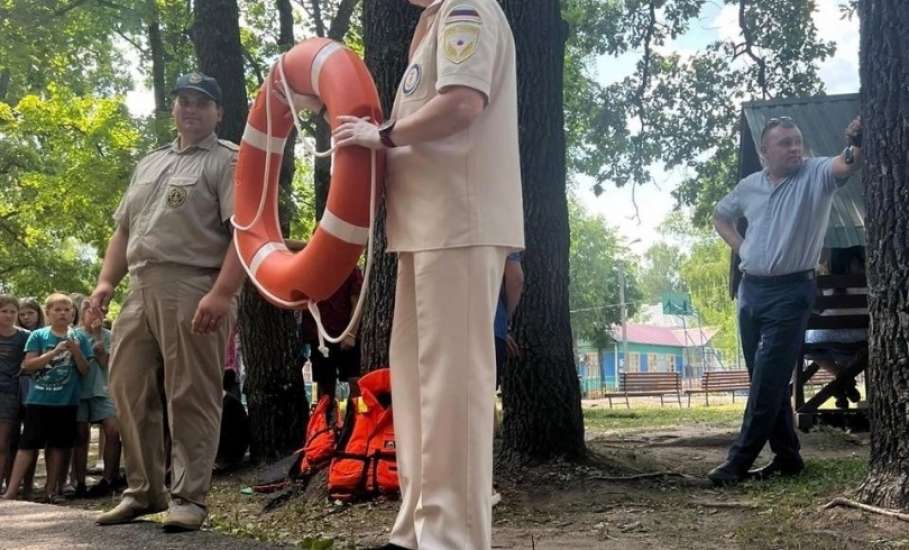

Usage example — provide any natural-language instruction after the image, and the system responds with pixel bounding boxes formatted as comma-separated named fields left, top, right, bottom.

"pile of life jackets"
left=288, top=367, right=398, bottom=501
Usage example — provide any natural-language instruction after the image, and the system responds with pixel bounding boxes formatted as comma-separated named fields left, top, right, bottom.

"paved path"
left=0, top=500, right=289, bottom=549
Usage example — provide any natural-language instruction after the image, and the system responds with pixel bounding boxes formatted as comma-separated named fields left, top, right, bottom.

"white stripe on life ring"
left=311, top=41, right=343, bottom=97
left=249, top=241, right=288, bottom=277
left=320, top=209, right=369, bottom=245
left=242, top=124, right=287, bottom=155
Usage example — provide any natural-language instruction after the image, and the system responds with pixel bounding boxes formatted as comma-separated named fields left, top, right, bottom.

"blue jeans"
left=727, top=274, right=816, bottom=468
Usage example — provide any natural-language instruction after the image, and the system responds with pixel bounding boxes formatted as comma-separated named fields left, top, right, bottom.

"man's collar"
left=171, top=132, right=218, bottom=153
left=424, top=0, right=444, bottom=16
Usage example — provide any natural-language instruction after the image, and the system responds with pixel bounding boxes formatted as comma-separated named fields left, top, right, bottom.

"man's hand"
left=90, top=281, right=114, bottom=317
left=192, top=290, right=232, bottom=334
left=846, top=116, right=863, bottom=147
left=333, top=116, right=382, bottom=150
left=340, top=333, right=356, bottom=351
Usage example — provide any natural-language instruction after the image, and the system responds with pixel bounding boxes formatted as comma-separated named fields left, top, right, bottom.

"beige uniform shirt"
left=385, top=0, right=524, bottom=253
left=114, top=132, right=237, bottom=272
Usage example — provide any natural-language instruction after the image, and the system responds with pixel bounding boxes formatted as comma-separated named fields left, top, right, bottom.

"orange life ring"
left=234, top=38, right=384, bottom=307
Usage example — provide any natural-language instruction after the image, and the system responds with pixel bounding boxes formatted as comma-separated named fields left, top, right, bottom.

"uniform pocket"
left=164, top=175, right=198, bottom=209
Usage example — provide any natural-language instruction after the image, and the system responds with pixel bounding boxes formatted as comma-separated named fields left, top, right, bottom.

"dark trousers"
left=727, top=274, right=816, bottom=468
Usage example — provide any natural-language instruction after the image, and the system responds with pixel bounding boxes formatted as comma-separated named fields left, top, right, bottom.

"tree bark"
left=192, top=0, right=307, bottom=462
left=359, top=0, right=420, bottom=371
left=237, top=281, right=309, bottom=463
left=498, top=0, right=586, bottom=462
left=857, top=0, right=909, bottom=509
left=190, top=0, right=248, bottom=143
left=146, top=0, right=169, bottom=145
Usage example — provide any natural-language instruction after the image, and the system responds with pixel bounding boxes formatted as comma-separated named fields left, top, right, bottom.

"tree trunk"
left=192, top=0, right=307, bottom=462
left=856, top=0, right=909, bottom=509
left=359, top=0, right=420, bottom=371
left=190, top=0, right=248, bottom=143
left=238, top=282, right=308, bottom=463
left=146, top=0, right=169, bottom=145
left=276, top=0, right=298, bottom=233
left=498, top=0, right=586, bottom=462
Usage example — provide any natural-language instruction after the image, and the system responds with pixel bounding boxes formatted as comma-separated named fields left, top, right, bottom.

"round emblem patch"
left=402, top=64, right=422, bottom=96
left=166, top=186, right=187, bottom=208
left=189, top=72, right=203, bottom=84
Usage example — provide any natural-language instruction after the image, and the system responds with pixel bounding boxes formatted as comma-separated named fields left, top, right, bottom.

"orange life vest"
left=292, top=393, right=342, bottom=478
left=328, top=368, right=398, bottom=500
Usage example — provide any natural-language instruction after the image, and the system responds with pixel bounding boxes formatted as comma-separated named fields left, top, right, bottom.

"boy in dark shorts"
left=2, top=293, right=92, bottom=502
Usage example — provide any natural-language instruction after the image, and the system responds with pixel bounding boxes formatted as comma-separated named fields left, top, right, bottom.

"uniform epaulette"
left=218, top=139, right=240, bottom=151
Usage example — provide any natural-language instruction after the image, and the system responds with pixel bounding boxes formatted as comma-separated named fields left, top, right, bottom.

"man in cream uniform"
left=333, top=0, right=523, bottom=548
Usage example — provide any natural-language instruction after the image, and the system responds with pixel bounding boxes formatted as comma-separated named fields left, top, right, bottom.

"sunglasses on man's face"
left=760, top=115, right=795, bottom=141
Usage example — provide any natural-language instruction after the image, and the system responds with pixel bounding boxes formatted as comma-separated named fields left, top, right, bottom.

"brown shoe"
left=96, top=496, right=167, bottom=525
left=162, top=497, right=207, bottom=532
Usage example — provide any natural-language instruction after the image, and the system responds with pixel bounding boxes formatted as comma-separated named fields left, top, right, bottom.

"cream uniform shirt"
left=114, top=132, right=237, bottom=272
left=385, top=0, right=524, bottom=253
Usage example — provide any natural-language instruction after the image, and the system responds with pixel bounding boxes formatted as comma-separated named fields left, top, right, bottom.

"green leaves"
left=0, top=88, right=140, bottom=295
left=568, top=194, right=641, bottom=348
left=563, top=0, right=836, bottom=220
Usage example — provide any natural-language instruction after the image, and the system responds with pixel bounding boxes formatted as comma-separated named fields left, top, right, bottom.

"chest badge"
left=166, top=186, right=187, bottom=208
left=402, top=64, right=422, bottom=96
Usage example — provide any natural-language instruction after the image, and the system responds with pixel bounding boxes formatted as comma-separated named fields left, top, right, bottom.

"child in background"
left=17, top=299, right=44, bottom=332
left=72, top=299, right=121, bottom=497
left=2, top=293, right=92, bottom=503
left=0, top=296, right=29, bottom=493
left=14, top=298, right=43, bottom=498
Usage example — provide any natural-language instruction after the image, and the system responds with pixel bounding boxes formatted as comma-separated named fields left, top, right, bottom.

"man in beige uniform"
left=333, top=1, right=523, bottom=548
left=90, top=73, right=246, bottom=532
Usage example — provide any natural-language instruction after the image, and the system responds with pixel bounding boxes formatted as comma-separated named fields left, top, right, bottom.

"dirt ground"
left=60, top=403, right=909, bottom=549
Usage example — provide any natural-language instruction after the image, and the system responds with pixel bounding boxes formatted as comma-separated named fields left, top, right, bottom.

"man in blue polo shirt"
left=708, top=115, right=863, bottom=485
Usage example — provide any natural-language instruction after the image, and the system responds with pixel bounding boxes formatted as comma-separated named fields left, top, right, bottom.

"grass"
left=734, top=456, right=871, bottom=549
left=583, top=402, right=745, bottom=431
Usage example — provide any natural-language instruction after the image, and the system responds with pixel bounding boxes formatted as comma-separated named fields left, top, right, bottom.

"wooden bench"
left=603, top=372, right=682, bottom=409
left=794, top=273, right=869, bottom=432
left=685, top=370, right=751, bottom=407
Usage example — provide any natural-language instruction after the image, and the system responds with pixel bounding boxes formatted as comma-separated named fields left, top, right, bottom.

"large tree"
left=499, top=0, right=586, bottom=462
left=856, top=0, right=909, bottom=509
left=192, top=0, right=308, bottom=463
left=359, top=0, right=420, bottom=371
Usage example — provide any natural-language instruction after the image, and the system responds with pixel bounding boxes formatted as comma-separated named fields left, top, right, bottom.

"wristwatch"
left=379, top=119, right=397, bottom=148
left=843, top=145, right=855, bottom=165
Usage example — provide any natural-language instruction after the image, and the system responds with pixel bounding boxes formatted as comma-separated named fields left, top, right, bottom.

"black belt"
left=742, top=269, right=815, bottom=284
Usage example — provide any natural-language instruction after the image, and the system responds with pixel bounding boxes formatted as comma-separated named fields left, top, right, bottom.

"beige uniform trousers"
left=389, top=246, right=508, bottom=550
left=109, top=264, right=234, bottom=508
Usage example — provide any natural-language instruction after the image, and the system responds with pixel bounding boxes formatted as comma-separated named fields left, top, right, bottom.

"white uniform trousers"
left=389, top=246, right=509, bottom=550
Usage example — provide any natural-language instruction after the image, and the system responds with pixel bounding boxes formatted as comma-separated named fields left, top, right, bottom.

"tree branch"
left=114, top=29, right=147, bottom=56
left=53, top=0, right=91, bottom=16
left=822, top=497, right=909, bottom=522
left=243, top=46, right=265, bottom=86
left=737, top=0, right=769, bottom=99
left=309, top=0, right=326, bottom=38
left=327, top=0, right=359, bottom=41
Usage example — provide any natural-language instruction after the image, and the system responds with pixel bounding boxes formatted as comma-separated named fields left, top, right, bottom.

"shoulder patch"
left=217, top=139, right=240, bottom=151
left=442, top=22, right=481, bottom=64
